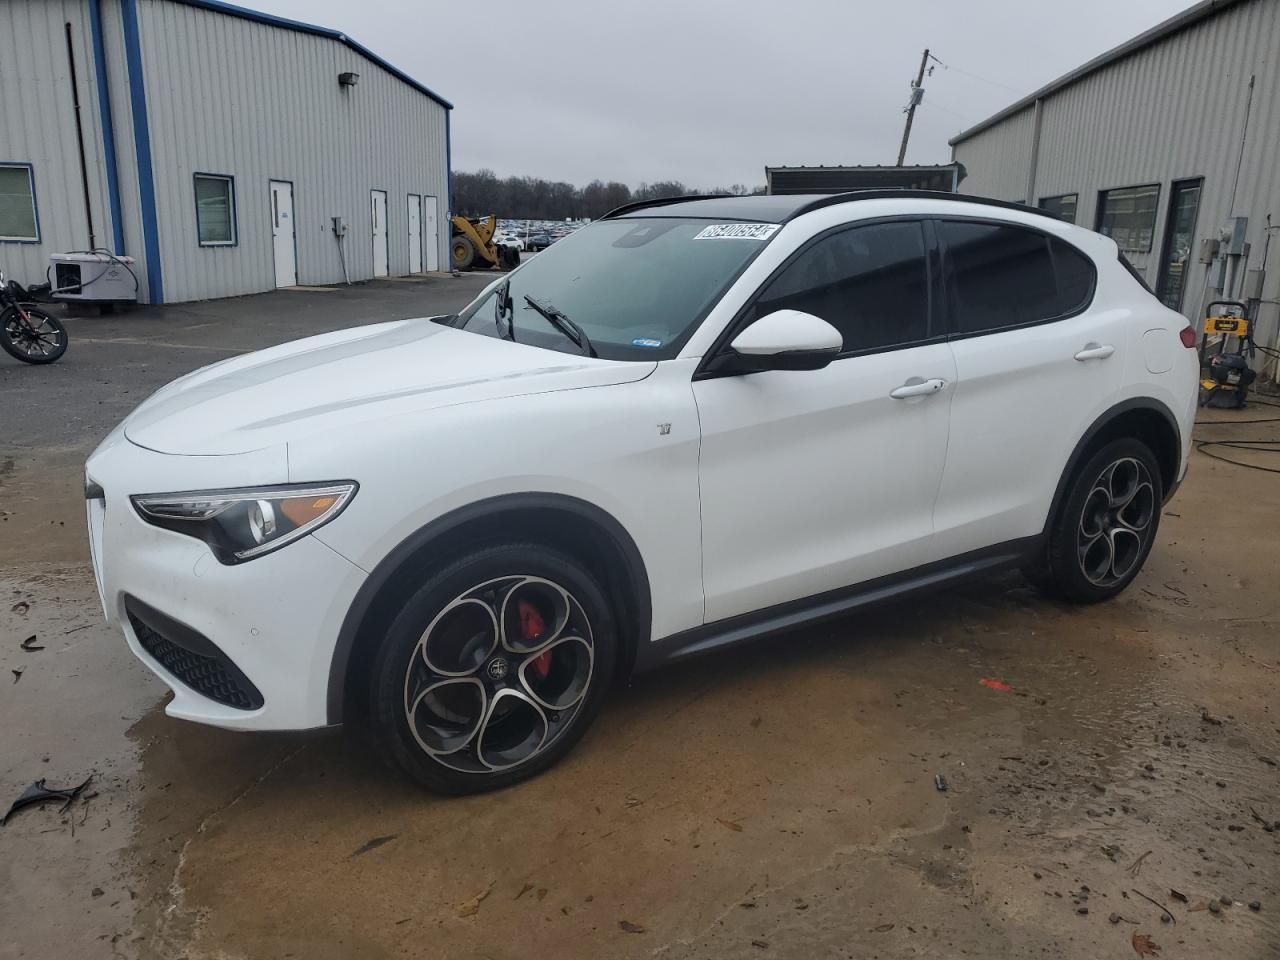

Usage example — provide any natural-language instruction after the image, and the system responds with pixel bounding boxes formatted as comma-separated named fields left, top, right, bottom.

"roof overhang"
left=765, top=163, right=965, bottom=195
left=167, top=0, right=453, bottom=110
left=950, top=0, right=1244, bottom=145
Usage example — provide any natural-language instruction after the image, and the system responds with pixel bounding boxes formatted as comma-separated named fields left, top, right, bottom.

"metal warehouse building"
left=950, top=0, right=1280, bottom=377
left=1, top=0, right=451, bottom=304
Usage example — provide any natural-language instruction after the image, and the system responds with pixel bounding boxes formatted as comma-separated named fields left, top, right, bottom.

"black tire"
left=451, top=234, right=476, bottom=271
left=1039, top=437, right=1163, bottom=604
left=1, top=306, right=67, bottom=364
left=368, top=542, right=617, bottom=794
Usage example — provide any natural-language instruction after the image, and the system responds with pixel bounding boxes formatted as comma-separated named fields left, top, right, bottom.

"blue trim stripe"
left=88, top=0, right=125, bottom=255
left=167, top=0, right=453, bottom=110
left=120, top=0, right=163, bottom=303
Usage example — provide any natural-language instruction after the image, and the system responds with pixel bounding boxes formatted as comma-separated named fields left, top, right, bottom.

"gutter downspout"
left=1025, top=98, right=1043, bottom=206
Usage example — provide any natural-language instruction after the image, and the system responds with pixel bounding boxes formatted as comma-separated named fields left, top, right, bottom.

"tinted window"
left=1039, top=193, right=1077, bottom=223
left=940, top=221, right=1093, bottom=334
left=1096, top=184, right=1159, bottom=253
left=1051, top=237, right=1094, bottom=312
left=751, top=221, right=929, bottom=353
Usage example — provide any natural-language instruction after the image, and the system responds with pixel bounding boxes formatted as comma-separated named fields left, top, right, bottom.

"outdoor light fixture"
left=338, top=71, right=359, bottom=87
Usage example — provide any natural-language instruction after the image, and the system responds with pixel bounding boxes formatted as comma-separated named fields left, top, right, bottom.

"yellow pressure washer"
left=1199, top=300, right=1256, bottom=409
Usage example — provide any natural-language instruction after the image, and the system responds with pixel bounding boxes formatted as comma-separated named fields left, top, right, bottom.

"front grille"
left=126, top=598, right=263, bottom=710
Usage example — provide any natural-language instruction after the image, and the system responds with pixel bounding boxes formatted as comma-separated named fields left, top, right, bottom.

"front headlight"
left=131, top=482, right=357, bottom=563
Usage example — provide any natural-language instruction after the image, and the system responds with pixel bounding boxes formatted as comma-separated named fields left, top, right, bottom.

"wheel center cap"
left=485, top=657, right=509, bottom=681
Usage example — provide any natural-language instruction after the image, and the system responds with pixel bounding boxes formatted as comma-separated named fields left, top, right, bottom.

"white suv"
left=86, top=193, right=1198, bottom=793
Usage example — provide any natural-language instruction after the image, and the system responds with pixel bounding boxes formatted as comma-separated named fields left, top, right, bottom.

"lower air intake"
left=125, top=596, right=264, bottom=710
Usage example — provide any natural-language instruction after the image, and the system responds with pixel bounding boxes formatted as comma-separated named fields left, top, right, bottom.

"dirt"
left=2, top=287, right=1278, bottom=958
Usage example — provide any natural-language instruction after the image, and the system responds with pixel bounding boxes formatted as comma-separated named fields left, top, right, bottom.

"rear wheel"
left=1039, top=438, right=1163, bottom=603
left=369, top=542, right=616, bottom=793
left=1, top=306, right=67, bottom=364
left=451, top=234, right=476, bottom=271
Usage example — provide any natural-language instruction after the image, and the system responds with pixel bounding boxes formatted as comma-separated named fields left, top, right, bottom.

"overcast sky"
left=249, top=0, right=1193, bottom=189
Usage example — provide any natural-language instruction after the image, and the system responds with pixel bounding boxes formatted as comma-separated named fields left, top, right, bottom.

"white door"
left=371, top=190, right=389, bottom=277
left=407, top=194, right=422, bottom=274
left=930, top=219, right=1129, bottom=557
left=269, top=180, right=296, bottom=288
left=423, top=195, right=440, bottom=271
left=694, top=220, right=955, bottom=622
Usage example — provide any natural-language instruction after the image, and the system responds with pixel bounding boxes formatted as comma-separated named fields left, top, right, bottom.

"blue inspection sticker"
left=632, top=338, right=663, bottom=348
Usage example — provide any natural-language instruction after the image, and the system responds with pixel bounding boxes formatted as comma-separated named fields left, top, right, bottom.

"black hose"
left=1195, top=438, right=1280, bottom=474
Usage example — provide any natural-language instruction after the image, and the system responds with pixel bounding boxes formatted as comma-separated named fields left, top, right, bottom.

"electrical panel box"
left=1225, top=217, right=1248, bottom=256
left=1199, top=237, right=1219, bottom=264
left=49, top=253, right=137, bottom=302
left=1209, top=256, right=1227, bottom=291
left=1243, top=268, right=1265, bottom=300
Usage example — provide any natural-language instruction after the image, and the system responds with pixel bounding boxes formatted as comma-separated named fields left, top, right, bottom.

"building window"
left=1039, top=193, right=1078, bottom=224
left=0, top=163, right=39, bottom=242
left=1095, top=184, right=1160, bottom=253
left=194, top=173, right=236, bottom=246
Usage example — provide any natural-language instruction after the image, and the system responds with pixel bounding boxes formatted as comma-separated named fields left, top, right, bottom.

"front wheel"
left=1039, top=438, right=1163, bottom=603
left=1, top=306, right=67, bottom=364
left=369, top=543, right=616, bottom=793
left=451, top=234, right=476, bottom=271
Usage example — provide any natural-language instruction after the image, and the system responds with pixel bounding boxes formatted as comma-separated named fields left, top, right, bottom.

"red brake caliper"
left=519, top=600, right=553, bottom=678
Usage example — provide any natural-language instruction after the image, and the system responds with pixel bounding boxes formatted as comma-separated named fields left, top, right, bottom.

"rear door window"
left=939, top=220, right=1094, bottom=335
left=749, top=220, right=931, bottom=354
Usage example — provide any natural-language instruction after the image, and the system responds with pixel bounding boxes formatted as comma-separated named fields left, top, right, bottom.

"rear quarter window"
left=939, top=220, right=1096, bottom=335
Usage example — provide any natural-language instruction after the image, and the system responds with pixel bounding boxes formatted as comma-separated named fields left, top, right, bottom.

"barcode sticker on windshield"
left=693, top=223, right=780, bottom=241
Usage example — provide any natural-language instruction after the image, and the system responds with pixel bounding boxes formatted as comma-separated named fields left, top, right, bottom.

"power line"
left=929, top=54, right=1023, bottom=95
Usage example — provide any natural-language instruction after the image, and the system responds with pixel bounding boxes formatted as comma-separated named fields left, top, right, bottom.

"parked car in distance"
left=526, top=234, right=553, bottom=251
left=87, top=192, right=1197, bottom=795
left=493, top=233, right=525, bottom=251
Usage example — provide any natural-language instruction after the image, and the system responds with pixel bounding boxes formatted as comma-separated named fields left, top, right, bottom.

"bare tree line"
left=452, top=170, right=766, bottom=222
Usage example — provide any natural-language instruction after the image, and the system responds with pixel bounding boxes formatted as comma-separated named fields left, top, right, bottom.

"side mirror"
left=720, top=309, right=843, bottom=373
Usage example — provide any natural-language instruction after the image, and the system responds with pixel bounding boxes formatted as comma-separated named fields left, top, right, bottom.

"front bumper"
left=86, top=430, right=367, bottom=730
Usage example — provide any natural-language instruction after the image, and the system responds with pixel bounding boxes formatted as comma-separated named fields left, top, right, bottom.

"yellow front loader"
left=450, top=215, right=517, bottom=271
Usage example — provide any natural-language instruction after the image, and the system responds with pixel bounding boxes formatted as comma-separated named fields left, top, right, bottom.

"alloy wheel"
left=1076, top=457, right=1155, bottom=587
left=402, top=575, right=595, bottom=774
left=4, top=315, right=64, bottom=360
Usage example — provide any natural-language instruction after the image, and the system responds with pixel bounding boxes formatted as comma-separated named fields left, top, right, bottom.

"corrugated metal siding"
left=136, top=0, right=449, bottom=302
left=953, top=0, right=1280, bottom=369
left=0, top=0, right=116, bottom=283
left=951, top=106, right=1037, bottom=202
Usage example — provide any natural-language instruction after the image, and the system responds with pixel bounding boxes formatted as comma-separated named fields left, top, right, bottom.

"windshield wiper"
left=494, top=280, right=516, bottom=341
left=523, top=295, right=596, bottom=357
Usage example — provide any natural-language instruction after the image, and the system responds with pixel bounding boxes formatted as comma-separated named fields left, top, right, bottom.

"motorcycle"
left=0, top=270, right=67, bottom=364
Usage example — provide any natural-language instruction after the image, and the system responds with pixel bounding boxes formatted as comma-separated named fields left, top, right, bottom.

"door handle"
left=890, top=377, right=947, bottom=399
left=1074, top=342, right=1115, bottom=361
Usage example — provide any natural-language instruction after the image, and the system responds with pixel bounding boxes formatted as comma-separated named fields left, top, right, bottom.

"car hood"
left=124, top=320, right=656, bottom=455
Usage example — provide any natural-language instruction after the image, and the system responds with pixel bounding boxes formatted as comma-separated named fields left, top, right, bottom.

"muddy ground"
left=2, top=277, right=1278, bottom=959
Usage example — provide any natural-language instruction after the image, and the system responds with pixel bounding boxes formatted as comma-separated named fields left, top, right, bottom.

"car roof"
left=603, top=190, right=1058, bottom=224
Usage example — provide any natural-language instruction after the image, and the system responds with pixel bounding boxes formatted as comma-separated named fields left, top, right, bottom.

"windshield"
left=451, top=217, right=779, bottom=360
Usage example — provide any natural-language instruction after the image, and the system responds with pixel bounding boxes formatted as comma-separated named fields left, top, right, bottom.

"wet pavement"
left=2, top=280, right=1278, bottom=958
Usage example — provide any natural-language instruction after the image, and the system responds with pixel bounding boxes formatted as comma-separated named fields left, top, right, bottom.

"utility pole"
left=897, top=47, right=930, bottom=166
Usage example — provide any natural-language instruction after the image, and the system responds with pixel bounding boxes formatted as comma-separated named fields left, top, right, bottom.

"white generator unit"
left=50, top=252, right=138, bottom=303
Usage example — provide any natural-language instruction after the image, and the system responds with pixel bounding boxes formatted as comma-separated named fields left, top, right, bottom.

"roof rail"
left=784, top=190, right=1057, bottom=222
left=600, top=194, right=733, bottom=220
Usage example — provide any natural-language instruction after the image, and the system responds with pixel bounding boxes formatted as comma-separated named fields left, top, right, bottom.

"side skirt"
left=638, top=536, right=1042, bottom=671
